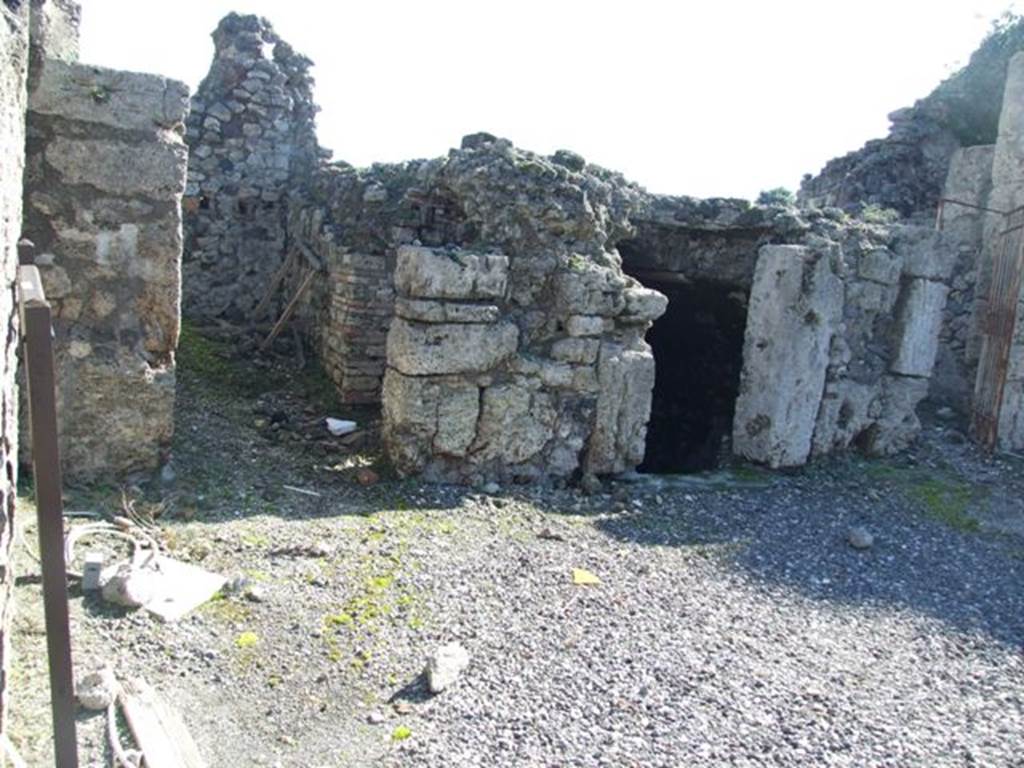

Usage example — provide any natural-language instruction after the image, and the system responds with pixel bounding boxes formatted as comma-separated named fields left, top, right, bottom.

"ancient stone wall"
left=182, top=13, right=320, bottom=322
left=908, top=52, right=1024, bottom=450
left=377, top=137, right=666, bottom=483
left=981, top=52, right=1024, bottom=450
left=0, top=0, right=31, bottom=732
left=286, top=160, right=427, bottom=404
left=619, top=196, right=810, bottom=289
left=732, top=215, right=955, bottom=468
left=21, top=59, right=189, bottom=482
left=930, top=146, right=996, bottom=410
left=181, top=11, right=967, bottom=481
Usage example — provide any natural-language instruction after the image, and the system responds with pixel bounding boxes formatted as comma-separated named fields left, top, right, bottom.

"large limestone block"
left=585, top=342, right=656, bottom=475
left=386, top=317, right=518, bottom=376
left=864, top=376, right=930, bottom=455
left=897, top=227, right=957, bottom=282
left=382, top=371, right=436, bottom=475
left=997, top=379, right=1024, bottom=452
left=394, top=245, right=508, bottom=300
left=395, top=297, right=499, bottom=324
left=30, top=61, right=189, bottom=131
left=990, top=52, right=1024, bottom=209
left=552, top=264, right=628, bottom=317
left=733, top=245, right=842, bottom=468
left=941, top=145, right=995, bottom=247
left=435, top=384, right=481, bottom=456
left=52, top=351, right=175, bottom=482
left=471, top=384, right=556, bottom=464
left=46, top=136, right=188, bottom=197
left=382, top=372, right=481, bottom=474
left=891, top=278, right=949, bottom=377
left=621, top=285, right=669, bottom=322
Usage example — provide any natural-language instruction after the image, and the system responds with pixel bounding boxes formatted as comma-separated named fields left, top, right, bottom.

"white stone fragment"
left=425, top=642, right=470, bottom=694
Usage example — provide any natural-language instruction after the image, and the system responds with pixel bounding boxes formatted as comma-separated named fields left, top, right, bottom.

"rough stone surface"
left=931, top=145, right=996, bottom=409
left=387, top=316, right=519, bottom=376
left=425, top=642, right=470, bottom=694
left=0, top=0, right=31, bottom=732
left=20, top=60, right=189, bottom=481
left=892, top=279, right=950, bottom=377
left=733, top=246, right=842, bottom=468
left=27, top=0, right=79, bottom=88
left=365, top=140, right=665, bottom=484
left=182, top=13, right=321, bottom=322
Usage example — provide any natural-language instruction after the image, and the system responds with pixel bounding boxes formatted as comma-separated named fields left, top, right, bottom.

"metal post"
left=17, top=265, right=78, bottom=768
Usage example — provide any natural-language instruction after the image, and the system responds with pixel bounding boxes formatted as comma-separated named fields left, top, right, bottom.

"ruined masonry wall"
left=183, top=13, right=319, bottom=322
left=734, top=218, right=955, bottom=468
left=931, top=145, right=996, bottom=410
left=924, top=52, right=1024, bottom=450
left=376, top=137, right=666, bottom=484
left=0, top=0, right=31, bottom=732
left=21, top=59, right=189, bottom=482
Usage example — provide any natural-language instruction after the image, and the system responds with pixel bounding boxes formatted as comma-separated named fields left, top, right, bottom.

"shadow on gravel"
left=592, top=468, right=1024, bottom=650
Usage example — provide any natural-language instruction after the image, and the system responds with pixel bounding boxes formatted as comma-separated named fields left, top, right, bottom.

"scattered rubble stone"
left=75, top=666, right=116, bottom=711
left=847, top=526, right=875, bottom=550
left=425, top=642, right=471, bottom=694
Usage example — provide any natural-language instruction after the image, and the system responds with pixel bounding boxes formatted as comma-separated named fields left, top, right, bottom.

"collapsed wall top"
left=800, top=17, right=1024, bottom=217
left=182, top=13, right=322, bottom=321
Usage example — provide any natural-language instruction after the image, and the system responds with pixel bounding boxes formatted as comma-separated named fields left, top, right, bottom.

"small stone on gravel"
left=76, top=666, right=116, bottom=711
left=355, top=467, right=379, bottom=486
left=425, top=641, right=471, bottom=694
left=580, top=473, right=602, bottom=495
left=245, top=586, right=267, bottom=603
left=847, top=526, right=875, bottom=550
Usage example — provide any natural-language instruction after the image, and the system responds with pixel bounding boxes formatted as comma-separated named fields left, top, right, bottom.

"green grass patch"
left=178, top=320, right=284, bottom=398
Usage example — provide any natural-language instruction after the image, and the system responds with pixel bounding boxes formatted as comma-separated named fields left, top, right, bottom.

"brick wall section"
left=0, top=0, right=30, bottom=732
left=318, top=250, right=393, bottom=403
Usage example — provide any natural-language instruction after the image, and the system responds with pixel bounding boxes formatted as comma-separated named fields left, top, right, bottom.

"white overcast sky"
left=79, top=0, right=1019, bottom=200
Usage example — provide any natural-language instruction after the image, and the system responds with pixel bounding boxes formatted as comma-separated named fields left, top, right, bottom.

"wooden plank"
left=260, top=269, right=316, bottom=351
left=296, top=239, right=323, bottom=270
left=249, top=247, right=297, bottom=323
left=120, top=677, right=206, bottom=768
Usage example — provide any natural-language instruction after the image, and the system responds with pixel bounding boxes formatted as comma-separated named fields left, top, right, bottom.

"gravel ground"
left=8, top=330, right=1024, bottom=767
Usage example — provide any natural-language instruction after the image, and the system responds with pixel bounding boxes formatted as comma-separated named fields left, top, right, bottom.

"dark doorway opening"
left=635, top=277, right=748, bottom=473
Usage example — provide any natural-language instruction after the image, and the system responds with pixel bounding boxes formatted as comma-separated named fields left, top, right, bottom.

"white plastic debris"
left=325, top=418, right=357, bottom=436
left=81, top=551, right=105, bottom=592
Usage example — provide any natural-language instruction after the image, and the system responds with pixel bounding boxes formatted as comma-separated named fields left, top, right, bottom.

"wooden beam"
left=249, top=248, right=297, bottom=323
left=18, top=265, right=79, bottom=768
left=119, top=677, right=206, bottom=768
left=260, top=269, right=316, bottom=352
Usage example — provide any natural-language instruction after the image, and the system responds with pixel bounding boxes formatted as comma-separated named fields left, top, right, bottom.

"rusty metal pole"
left=17, top=265, right=79, bottom=768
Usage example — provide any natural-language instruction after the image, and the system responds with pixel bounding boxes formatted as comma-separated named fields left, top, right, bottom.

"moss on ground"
left=864, top=460, right=984, bottom=533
